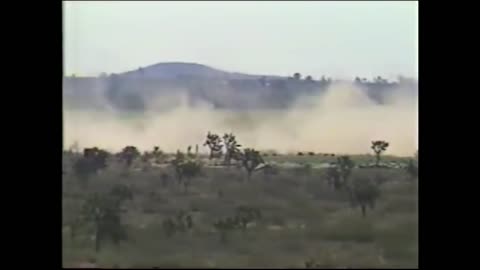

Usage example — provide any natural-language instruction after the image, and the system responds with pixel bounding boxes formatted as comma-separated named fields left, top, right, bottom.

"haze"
left=63, top=1, right=418, bottom=157
left=63, top=1, right=418, bottom=79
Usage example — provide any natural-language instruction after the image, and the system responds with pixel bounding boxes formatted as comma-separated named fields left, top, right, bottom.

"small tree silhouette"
left=337, top=156, right=355, bottom=184
left=180, top=160, right=202, bottom=193
left=171, top=151, right=202, bottom=193
left=371, top=140, right=389, bottom=167
left=240, top=148, right=265, bottom=181
left=351, top=178, right=381, bottom=217
left=120, top=146, right=140, bottom=169
left=222, top=133, right=242, bottom=166
left=293, top=73, right=302, bottom=80
left=203, top=132, right=223, bottom=160
left=81, top=193, right=128, bottom=252
left=72, top=147, right=109, bottom=187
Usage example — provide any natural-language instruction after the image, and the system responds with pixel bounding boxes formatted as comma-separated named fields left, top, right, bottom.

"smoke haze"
left=63, top=82, right=417, bottom=157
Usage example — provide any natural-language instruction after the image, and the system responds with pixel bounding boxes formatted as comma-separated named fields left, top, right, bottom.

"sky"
left=63, top=1, right=418, bottom=80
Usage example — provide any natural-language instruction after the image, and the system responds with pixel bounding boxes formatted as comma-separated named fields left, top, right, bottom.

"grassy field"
left=62, top=154, right=418, bottom=268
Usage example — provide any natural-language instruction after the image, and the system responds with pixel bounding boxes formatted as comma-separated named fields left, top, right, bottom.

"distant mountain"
left=119, top=62, right=280, bottom=80
left=63, top=62, right=417, bottom=111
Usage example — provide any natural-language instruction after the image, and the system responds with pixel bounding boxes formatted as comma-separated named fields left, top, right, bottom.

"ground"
left=62, top=153, right=418, bottom=268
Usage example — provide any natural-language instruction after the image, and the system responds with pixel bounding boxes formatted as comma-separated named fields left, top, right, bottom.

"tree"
left=240, top=148, right=265, bottom=181
left=152, top=146, right=164, bottom=164
left=337, top=156, right=355, bottom=184
left=305, top=75, right=313, bottom=82
left=119, top=146, right=140, bottom=168
left=293, top=73, right=302, bottom=80
left=351, top=178, right=381, bottom=217
left=371, top=141, right=390, bottom=167
left=81, top=193, right=128, bottom=252
left=180, top=160, right=202, bottom=193
left=222, top=133, right=242, bottom=166
left=171, top=151, right=202, bottom=193
left=203, top=132, right=223, bottom=160
left=72, top=147, right=109, bottom=187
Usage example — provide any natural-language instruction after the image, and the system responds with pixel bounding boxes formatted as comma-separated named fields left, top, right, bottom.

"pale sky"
left=63, top=1, right=418, bottom=79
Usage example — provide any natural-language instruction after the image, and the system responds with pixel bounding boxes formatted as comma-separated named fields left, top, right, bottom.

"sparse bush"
left=120, top=146, right=141, bottom=168
left=351, top=177, right=381, bottom=217
left=240, top=148, right=265, bottom=181
left=81, top=193, right=128, bottom=252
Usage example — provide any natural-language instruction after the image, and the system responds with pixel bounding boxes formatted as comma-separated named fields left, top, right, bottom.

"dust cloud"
left=63, top=82, right=417, bottom=157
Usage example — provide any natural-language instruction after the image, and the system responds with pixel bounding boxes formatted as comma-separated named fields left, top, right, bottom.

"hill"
left=63, top=62, right=417, bottom=111
left=119, top=62, right=281, bottom=80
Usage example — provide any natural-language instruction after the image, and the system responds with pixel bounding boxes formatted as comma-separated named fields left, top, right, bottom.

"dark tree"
left=203, top=132, right=223, bottom=160
left=293, top=73, right=302, bottom=80
left=325, top=167, right=342, bottom=190
left=171, top=151, right=202, bottom=193
left=72, top=147, right=109, bottom=187
left=240, top=148, right=265, bottom=181
left=371, top=141, right=390, bottom=167
left=222, top=133, right=242, bottom=166
left=120, top=146, right=140, bottom=168
left=81, top=193, right=128, bottom=252
left=351, top=178, right=381, bottom=217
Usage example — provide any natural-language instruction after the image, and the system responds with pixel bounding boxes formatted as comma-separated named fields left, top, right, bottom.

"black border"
left=5, top=0, right=62, bottom=268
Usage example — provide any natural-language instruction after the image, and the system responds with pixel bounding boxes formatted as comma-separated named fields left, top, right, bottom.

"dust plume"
left=63, top=82, right=417, bottom=156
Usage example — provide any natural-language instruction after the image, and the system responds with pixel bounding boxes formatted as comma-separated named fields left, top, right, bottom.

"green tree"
left=371, top=140, right=389, bottom=167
